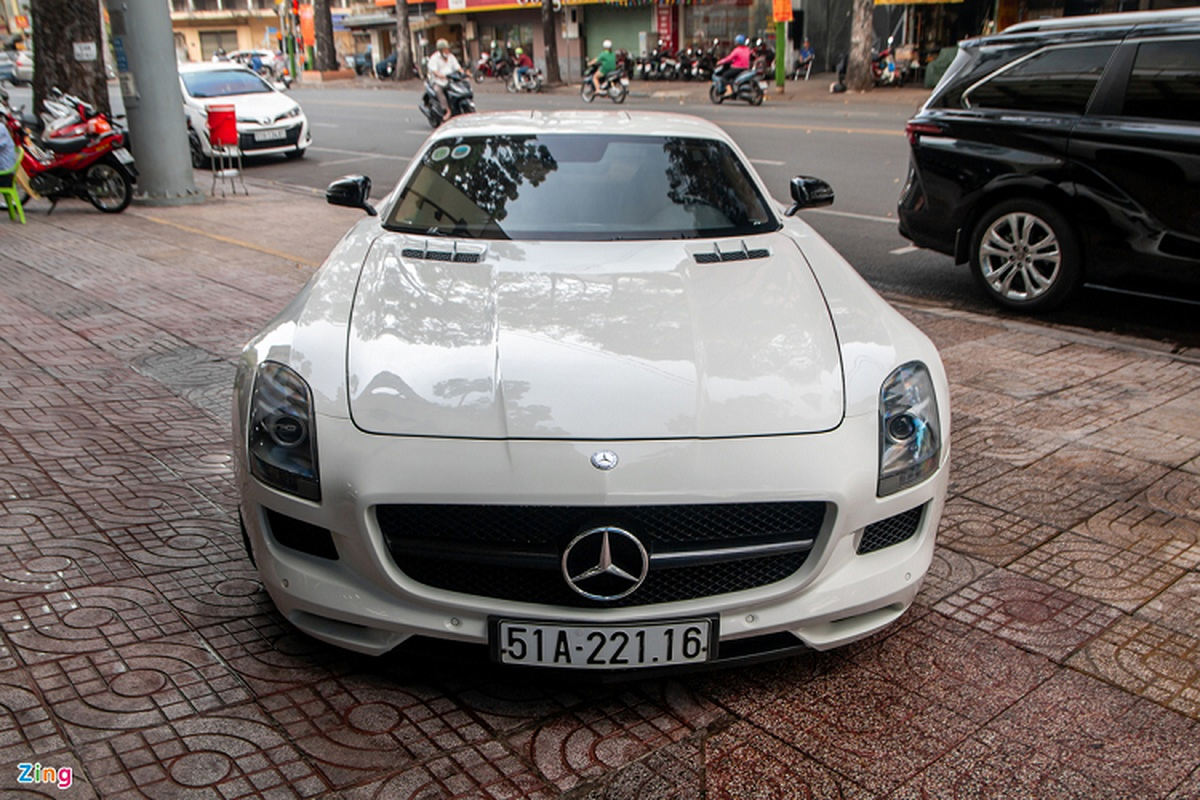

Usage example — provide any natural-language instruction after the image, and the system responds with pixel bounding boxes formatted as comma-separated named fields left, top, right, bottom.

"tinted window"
left=384, top=134, right=779, bottom=242
left=182, top=69, right=274, bottom=97
left=1121, top=40, right=1200, bottom=122
left=964, top=44, right=1115, bottom=114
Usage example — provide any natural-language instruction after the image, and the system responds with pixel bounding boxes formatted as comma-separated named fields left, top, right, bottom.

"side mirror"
left=784, top=176, right=835, bottom=216
left=326, top=175, right=377, bottom=216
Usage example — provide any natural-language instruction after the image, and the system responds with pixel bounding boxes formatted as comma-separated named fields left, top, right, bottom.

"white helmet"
left=602, top=39, right=613, bottom=49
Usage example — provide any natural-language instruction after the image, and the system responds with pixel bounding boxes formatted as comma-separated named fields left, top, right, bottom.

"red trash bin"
left=206, top=104, right=238, bottom=148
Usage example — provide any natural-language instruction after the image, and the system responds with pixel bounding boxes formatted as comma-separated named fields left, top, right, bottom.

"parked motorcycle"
left=709, top=64, right=764, bottom=106
left=581, top=66, right=628, bottom=103
left=507, top=67, right=543, bottom=93
left=420, top=71, right=477, bottom=128
left=1, top=88, right=137, bottom=213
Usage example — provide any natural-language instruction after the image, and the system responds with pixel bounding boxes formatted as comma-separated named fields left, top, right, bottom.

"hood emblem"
left=590, top=450, right=619, bottom=471
left=562, top=527, right=648, bottom=601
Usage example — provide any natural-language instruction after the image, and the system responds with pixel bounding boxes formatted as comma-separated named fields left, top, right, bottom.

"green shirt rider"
left=588, top=40, right=617, bottom=94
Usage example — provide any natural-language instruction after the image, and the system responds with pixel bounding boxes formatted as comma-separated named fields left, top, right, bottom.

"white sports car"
left=234, top=111, right=949, bottom=672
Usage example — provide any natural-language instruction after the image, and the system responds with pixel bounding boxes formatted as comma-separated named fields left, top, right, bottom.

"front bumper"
left=238, top=411, right=948, bottom=665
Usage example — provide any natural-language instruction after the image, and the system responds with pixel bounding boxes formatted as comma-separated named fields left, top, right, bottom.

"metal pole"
left=106, top=0, right=202, bottom=206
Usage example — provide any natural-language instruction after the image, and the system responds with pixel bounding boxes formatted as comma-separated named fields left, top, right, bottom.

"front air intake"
left=858, top=505, right=925, bottom=555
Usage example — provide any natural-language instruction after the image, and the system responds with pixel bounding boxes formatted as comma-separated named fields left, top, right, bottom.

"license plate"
left=620, top=77, right=630, bottom=86
left=113, top=147, right=134, bottom=164
left=494, top=618, right=714, bottom=669
left=254, top=128, right=287, bottom=142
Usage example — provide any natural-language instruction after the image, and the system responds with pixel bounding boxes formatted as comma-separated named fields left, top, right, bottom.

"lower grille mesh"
left=377, top=502, right=827, bottom=608
left=858, top=505, right=925, bottom=554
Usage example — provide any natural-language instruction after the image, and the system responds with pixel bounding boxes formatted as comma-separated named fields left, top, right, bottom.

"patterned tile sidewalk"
left=0, top=187, right=1197, bottom=799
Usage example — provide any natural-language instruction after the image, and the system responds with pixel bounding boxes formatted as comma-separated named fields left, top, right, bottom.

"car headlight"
left=878, top=361, right=941, bottom=496
left=248, top=361, right=321, bottom=501
left=278, top=106, right=301, bottom=120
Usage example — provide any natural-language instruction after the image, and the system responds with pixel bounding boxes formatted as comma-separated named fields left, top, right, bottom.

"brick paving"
left=0, top=180, right=1198, bottom=799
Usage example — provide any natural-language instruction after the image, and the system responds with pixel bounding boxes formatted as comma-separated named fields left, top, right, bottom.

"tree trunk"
left=31, top=0, right=110, bottom=117
left=540, top=0, right=561, bottom=84
left=393, top=0, right=415, bottom=81
left=312, top=0, right=338, bottom=71
left=847, top=0, right=874, bottom=92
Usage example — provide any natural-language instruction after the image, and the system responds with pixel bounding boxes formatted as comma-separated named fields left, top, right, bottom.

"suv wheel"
left=970, top=198, right=1080, bottom=312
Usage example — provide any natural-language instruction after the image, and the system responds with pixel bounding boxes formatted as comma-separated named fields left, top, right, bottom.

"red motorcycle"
left=473, top=51, right=511, bottom=82
left=1, top=90, right=137, bottom=214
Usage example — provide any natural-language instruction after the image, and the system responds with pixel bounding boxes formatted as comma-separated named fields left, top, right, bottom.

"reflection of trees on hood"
left=430, top=136, right=558, bottom=224
left=661, top=137, right=754, bottom=228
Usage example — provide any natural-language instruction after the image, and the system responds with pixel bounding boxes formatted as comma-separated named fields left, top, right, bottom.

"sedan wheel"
left=970, top=198, right=1079, bottom=312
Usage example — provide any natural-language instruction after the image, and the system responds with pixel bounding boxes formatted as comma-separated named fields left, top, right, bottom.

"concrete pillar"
left=106, top=0, right=203, bottom=206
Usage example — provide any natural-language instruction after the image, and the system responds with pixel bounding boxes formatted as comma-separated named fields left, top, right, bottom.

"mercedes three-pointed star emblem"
left=590, top=450, right=619, bottom=471
left=561, top=526, right=648, bottom=601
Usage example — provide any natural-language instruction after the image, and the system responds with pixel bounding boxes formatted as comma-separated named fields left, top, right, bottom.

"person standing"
left=427, top=39, right=463, bottom=121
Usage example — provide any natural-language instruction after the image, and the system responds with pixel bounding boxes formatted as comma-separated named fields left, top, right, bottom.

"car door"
left=1068, top=34, right=1200, bottom=302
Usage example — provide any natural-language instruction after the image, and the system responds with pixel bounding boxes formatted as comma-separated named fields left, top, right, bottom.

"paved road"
left=6, top=78, right=1198, bottom=348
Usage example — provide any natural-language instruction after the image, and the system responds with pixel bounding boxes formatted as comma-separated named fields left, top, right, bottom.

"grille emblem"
left=590, top=450, right=619, bottom=471
left=561, top=527, right=647, bottom=601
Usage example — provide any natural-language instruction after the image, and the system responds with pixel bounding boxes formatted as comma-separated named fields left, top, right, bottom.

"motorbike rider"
left=588, top=39, right=617, bottom=95
left=514, top=47, right=533, bottom=87
left=716, top=35, right=752, bottom=95
left=428, top=39, right=463, bottom=121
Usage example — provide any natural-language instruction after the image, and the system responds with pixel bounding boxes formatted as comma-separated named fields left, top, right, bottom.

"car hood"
left=346, top=234, right=844, bottom=439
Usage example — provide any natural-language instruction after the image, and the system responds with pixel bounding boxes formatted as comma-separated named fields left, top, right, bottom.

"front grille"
left=378, top=502, right=827, bottom=608
left=858, top=505, right=925, bottom=555
left=239, top=125, right=301, bottom=152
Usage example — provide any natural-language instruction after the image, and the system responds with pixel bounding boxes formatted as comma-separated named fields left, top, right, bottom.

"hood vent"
left=400, top=240, right=487, bottom=264
left=692, top=241, right=771, bottom=264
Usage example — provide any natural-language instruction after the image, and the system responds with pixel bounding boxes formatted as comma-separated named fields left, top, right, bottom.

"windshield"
left=182, top=69, right=274, bottom=98
left=384, top=133, right=780, bottom=241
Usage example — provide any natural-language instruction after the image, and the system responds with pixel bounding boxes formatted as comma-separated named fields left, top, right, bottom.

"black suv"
left=897, top=9, right=1200, bottom=311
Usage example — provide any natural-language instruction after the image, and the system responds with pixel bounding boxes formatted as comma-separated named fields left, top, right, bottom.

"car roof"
left=434, top=110, right=732, bottom=141
left=1000, top=7, right=1200, bottom=35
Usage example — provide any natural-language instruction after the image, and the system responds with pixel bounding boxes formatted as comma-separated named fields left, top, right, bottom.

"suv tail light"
left=905, top=121, right=944, bottom=146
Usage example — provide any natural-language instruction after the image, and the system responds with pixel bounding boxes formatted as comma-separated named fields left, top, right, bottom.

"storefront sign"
left=655, top=5, right=677, bottom=52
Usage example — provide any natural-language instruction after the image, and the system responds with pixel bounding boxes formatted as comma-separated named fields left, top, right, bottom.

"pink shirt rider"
left=718, top=44, right=752, bottom=70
